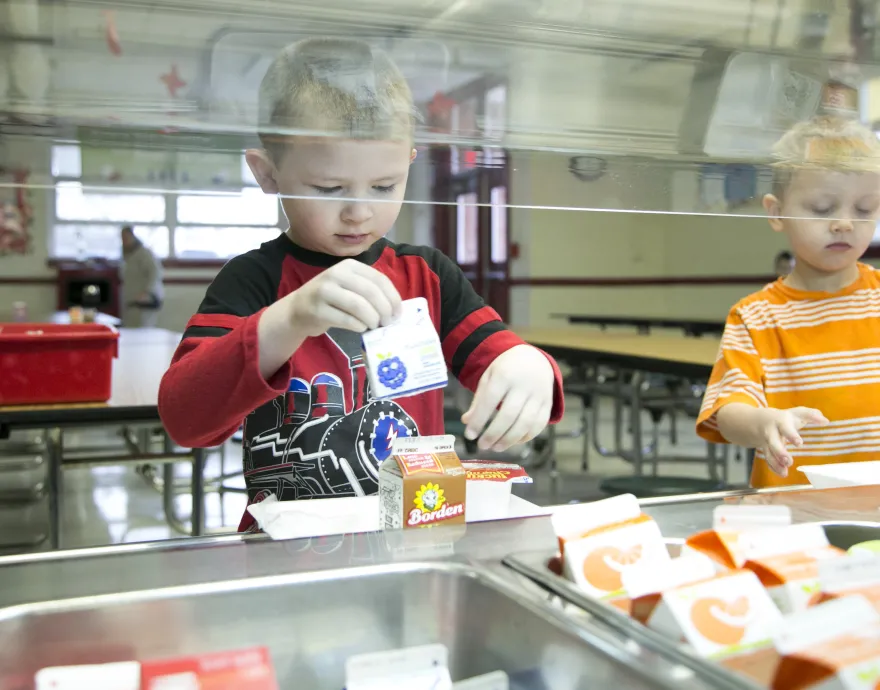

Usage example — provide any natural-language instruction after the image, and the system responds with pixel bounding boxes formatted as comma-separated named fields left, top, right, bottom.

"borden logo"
left=408, top=482, right=464, bottom=527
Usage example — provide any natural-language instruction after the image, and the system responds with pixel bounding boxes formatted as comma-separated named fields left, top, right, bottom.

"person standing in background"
left=120, top=225, right=163, bottom=328
left=774, top=250, right=795, bottom=277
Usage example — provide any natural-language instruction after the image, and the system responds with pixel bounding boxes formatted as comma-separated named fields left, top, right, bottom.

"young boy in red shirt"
left=158, top=38, right=564, bottom=530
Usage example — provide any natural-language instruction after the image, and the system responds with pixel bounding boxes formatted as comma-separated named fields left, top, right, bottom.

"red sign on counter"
left=141, top=647, right=278, bottom=690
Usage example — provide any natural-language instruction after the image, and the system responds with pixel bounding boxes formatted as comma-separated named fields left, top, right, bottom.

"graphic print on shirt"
left=242, top=327, right=419, bottom=502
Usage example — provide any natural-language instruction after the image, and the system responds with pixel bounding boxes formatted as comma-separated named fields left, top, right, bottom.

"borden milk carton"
left=772, top=596, right=880, bottom=689
left=379, top=435, right=466, bottom=530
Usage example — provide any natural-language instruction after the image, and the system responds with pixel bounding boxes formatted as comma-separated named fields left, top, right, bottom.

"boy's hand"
left=754, top=407, right=828, bottom=477
left=288, top=259, right=402, bottom=337
left=462, top=345, right=554, bottom=452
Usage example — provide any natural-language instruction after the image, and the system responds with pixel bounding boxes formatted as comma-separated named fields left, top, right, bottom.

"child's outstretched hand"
left=754, top=406, right=829, bottom=477
left=462, top=345, right=554, bottom=452
left=289, top=259, right=402, bottom=337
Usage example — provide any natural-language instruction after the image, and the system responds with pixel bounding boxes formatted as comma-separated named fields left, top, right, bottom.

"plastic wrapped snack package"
left=345, top=644, right=509, bottom=690
left=362, top=297, right=448, bottom=400
left=35, top=648, right=279, bottom=690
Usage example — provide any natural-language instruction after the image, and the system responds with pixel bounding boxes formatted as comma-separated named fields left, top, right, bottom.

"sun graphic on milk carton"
left=414, top=482, right=446, bottom=513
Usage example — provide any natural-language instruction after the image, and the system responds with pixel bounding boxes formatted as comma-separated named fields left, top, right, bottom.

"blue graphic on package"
left=377, top=356, right=407, bottom=389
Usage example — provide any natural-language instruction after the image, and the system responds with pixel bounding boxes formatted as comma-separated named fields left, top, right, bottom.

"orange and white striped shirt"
left=696, top=262, right=880, bottom=488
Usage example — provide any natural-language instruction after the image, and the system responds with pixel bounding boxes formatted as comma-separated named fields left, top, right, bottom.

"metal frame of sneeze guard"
left=502, top=550, right=759, bottom=690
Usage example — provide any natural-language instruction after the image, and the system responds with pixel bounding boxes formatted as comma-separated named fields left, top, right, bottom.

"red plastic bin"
left=0, top=323, right=119, bottom=406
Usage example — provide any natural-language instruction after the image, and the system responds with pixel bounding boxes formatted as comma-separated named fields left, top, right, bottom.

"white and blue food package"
left=345, top=643, right=452, bottom=690
left=362, top=297, right=448, bottom=400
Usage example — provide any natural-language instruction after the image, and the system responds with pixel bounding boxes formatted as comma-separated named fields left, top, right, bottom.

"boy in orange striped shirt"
left=697, top=116, right=880, bottom=488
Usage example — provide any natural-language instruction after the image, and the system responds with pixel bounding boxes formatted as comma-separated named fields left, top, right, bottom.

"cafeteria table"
left=552, top=314, right=725, bottom=337
left=515, top=328, right=718, bottom=380
left=0, top=328, right=205, bottom=549
left=513, top=328, right=728, bottom=490
left=50, top=311, right=122, bottom=327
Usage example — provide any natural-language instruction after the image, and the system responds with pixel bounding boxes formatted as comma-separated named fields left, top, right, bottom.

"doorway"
left=429, top=80, right=511, bottom=321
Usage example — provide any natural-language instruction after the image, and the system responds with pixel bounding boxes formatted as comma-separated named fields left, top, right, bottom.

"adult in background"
left=774, top=250, right=795, bottom=277
left=120, top=225, right=163, bottom=328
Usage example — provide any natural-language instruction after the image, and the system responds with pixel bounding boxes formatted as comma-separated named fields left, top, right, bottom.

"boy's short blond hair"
left=257, top=38, right=417, bottom=158
left=771, top=116, right=880, bottom=198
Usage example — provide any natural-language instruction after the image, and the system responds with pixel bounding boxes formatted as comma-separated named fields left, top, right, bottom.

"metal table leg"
left=629, top=370, right=646, bottom=475
left=159, top=433, right=206, bottom=536
left=191, top=447, right=206, bottom=536
left=46, top=427, right=63, bottom=550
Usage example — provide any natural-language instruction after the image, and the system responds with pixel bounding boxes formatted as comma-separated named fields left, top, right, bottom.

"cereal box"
left=378, top=435, right=466, bottom=530
left=645, top=569, right=783, bottom=658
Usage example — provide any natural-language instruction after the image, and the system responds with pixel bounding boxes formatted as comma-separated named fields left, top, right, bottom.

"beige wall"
left=507, top=151, right=793, bottom=326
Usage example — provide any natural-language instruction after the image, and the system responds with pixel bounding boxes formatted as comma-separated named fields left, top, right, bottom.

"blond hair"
left=771, top=116, right=880, bottom=197
left=257, top=38, right=416, bottom=158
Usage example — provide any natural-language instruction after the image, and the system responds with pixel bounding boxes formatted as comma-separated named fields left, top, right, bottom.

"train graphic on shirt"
left=241, top=327, right=419, bottom=502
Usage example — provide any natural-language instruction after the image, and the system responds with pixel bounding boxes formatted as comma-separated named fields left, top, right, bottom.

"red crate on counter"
left=0, top=323, right=119, bottom=405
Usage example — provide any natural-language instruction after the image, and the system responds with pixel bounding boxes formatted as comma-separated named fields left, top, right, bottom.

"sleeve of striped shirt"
left=695, top=307, right=767, bottom=443
left=429, top=249, right=565, bottom=424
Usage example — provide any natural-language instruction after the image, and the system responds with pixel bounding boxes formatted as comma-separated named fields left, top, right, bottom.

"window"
left=456, top=192, right=478, bottom=264
left=56, top=183, right=166, bottom=223
left=177, top=188, right=278, bottom=226
left=50, top=144, right=281, bottom=261
left=54, top=224, right=169, bottom=259
left=175, top=226, right=281, bottom=260
left=490, top=186, right=507, bottom=263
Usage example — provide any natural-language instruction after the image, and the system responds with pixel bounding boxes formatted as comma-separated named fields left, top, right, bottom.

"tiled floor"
left=0, top=396, right=749, bottom=555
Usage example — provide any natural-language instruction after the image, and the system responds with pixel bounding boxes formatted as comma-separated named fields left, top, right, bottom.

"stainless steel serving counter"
left=0, top=485, right=870, bottom=690
left=0, top=512, right=760, bottom=690
left=0, top=485, right=815, bottom=608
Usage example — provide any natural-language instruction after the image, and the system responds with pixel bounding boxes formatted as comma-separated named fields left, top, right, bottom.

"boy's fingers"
left=322, top=284, right=382, bottom=330
left=764, top=447, right=789, bottom=477
left=350, top=262, right=402, bottom=319
left=463, top=374, right=510, bottom=441
left=336, top=273, right=395, bottom=326
left=791, top=407, right=829, bottom=427
left=481, top=390, right=530, bottom=451
left=315, top=305, right=370, bottom=333
left=765, top=427, right=791, bottom=476
left=516, top=399, right=551, bottom=446
left=778, top=419, right=803, bottom=447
